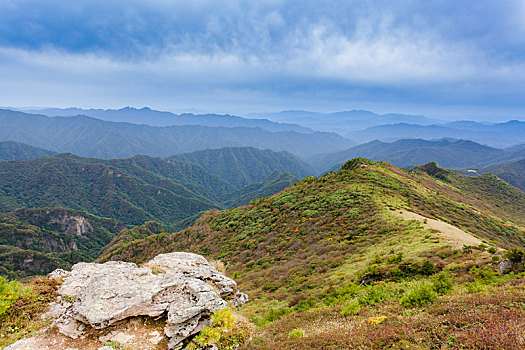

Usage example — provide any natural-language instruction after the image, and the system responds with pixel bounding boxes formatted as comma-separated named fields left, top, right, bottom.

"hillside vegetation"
left=98, top=158, right=525, bottom=348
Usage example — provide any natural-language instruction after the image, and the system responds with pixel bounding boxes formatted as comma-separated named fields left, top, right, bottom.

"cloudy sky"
left=1, top=0, right=524, bottom=119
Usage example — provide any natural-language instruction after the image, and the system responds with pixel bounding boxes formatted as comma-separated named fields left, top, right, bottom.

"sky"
left=1, top=0, right=524, bottom=120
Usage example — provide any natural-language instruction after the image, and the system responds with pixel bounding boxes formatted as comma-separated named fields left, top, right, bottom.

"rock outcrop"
left=9, top=252, right=247, bottom=350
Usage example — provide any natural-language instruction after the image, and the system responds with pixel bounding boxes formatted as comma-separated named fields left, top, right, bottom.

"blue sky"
left=1, top=0, right=524, bottom=119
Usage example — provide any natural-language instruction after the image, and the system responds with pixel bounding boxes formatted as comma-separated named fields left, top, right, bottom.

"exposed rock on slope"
left=7, top=252, right=247, bottom=350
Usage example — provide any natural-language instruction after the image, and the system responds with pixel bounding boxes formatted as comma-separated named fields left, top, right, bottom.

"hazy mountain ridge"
left=308, top=138, right=525, bottom=173
left=249, top=109, right=443, bottom=134
left=0, top=109, right=352, bottom=158
left=23, top=106, right=314, bottom=133
left=353, top=120, right=525, bottom=148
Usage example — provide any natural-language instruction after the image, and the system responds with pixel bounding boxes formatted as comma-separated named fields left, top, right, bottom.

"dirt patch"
left=393, top=209, right=484, bottom=248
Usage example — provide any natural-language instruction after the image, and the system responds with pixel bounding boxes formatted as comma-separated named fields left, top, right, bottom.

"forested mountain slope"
left=0, top=208, right=124, bottom=278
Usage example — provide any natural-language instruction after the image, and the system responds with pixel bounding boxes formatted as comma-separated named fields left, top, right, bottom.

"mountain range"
left=24, top=107, right=313, bottom=133
left=351, top=120, right=525, bottom=148
left=0, top=109, right=353, bottom=158
left=308, top=138, right=525, bottom=173
left=0, top=147, right=311, bottom=228
left=249, top=109, right=444, bottom=134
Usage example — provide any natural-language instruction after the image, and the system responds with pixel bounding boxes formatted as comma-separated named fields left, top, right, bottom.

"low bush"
left=288, top=328, right=304, bottom=339
left=400, top=282, right=438, bottom=308
left=431, top=272, right=453, bottom=295
left=340, top=299, right=360, bottom=316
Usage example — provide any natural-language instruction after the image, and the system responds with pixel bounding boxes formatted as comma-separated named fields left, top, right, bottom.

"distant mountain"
left=249, top=109, right=444, bottom=135
left=353, top=120, right=525, bottom=148
left=0, top=140, right=55, bottom=160
left=507, top=143, right=525, bottom=151
left=0, top=109, right=352, bottom=158
left=24, top=107, right=314, bottom=133
left=308, top=139, right=525, bottom=173
left=479, top=158, right=525, bottom=193
left=170, top=147, right=313, bottom=188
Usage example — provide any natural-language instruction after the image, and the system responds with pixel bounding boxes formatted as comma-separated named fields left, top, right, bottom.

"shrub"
left=462, top=245, right=473, bottom=254
left=504, top=248, right=525, bottom=263
left=340, top=299, right=360, bottom=316
left=357, top=285, right=391, bottom=306
left=469, top=266, right=497, bottom=283
left=418, top=260, right=436, bottom=276
left=431, top=272, right=453, bottom=295
left=294, top=296, right=316, bottom=312
left=261, top=307, right=290, bottom=325
left=400, top=282, right=438, bottom=308
left=288, top=328, right=304, bottom=339
left=465, top=281, right=485, bottom=293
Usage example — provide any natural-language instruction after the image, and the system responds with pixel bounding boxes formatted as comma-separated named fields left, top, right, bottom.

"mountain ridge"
left=22, top=106, right=314, bottom=133
left=308, top=138, right=525, bottom=173
left=0, top=109, right=353, bottom=158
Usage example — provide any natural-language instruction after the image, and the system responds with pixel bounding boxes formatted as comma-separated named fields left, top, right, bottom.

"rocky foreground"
left=6, top=252, right=247, bottom=350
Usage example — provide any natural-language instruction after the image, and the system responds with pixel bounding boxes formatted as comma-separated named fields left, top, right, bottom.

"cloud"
left=0, top=0, right=524, bottom=115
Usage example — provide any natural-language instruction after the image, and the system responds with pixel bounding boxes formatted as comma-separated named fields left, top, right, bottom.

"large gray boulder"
left=44, top=252, right=247, bottom=349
